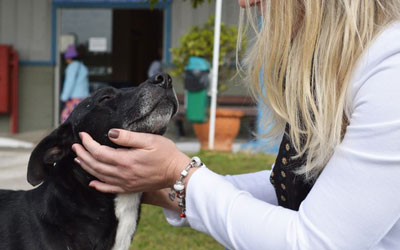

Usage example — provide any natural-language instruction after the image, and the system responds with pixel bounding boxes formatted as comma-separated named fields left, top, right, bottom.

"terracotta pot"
left=193, top=108, right=244, bottom=152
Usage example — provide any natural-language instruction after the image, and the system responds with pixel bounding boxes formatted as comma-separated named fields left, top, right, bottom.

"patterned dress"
left=61, top=98, right=83, bottom=123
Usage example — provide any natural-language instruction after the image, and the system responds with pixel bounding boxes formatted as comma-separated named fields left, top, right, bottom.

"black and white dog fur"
left=0, top=73, right=178, bottom=250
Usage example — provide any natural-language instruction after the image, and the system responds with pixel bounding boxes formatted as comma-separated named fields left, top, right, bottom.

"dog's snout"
left=151, top=73, right=172, bottom=89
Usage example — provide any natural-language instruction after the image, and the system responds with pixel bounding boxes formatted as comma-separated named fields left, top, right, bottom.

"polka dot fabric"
left=270, top=124, right=313, bottom=211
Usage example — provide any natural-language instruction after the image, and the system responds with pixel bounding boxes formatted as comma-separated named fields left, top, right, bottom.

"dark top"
left=270, top=124, right=314, bottom=211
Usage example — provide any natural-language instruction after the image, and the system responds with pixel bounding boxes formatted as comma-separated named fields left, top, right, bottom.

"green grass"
left=130, top=151, right=275, bottom=250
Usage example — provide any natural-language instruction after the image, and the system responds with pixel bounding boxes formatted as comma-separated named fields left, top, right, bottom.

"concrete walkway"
left=0, top=149, right=32, bottom=190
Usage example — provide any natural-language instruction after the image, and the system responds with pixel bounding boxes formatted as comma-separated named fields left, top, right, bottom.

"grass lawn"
left=130, top=151, right=276, bottom=250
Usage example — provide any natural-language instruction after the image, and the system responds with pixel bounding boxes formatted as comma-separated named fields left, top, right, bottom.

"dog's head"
left=27, top=73, right=178, bottom=187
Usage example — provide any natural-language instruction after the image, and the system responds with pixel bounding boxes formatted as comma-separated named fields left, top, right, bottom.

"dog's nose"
left=151, top=73, right=172, bottom=89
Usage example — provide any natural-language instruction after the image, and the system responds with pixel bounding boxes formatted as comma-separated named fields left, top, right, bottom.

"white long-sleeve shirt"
left=165, top=22, right=400, bottom=250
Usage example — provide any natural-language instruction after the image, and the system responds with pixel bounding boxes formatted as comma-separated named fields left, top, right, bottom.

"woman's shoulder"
left=347, top=21, right=400, bottom=118
left=372, top=21, right=400, bottom=48
left=355, top=21, right=400, bottom=76
left=350, top=22, right=400, bottom=89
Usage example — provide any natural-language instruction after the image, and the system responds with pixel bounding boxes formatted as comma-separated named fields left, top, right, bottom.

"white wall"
left=0, top=0, right=52, bottom=62
left=61, top=8, right=113, bottom=52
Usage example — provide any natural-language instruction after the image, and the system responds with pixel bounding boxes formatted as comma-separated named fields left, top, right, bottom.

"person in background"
left=147, top=48, right=163, bottom=78
left=60, top=44, right=90, bottom=123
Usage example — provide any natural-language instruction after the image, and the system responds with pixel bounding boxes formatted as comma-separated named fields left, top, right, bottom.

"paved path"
left=0, top=150, right=33, bottom=190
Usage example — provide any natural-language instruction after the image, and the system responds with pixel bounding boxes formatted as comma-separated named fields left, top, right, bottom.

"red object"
left=180, top=213, right=186, bottom=218
left=0, top=45, right=19, bottom=133
left=0, top=46, right=10, bottom=113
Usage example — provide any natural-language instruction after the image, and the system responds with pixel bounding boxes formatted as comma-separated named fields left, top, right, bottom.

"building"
left=0, top=0, right=245, bottom=133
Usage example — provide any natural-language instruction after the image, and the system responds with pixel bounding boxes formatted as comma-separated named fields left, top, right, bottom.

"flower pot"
left=193, top=108, right=244, bottom=152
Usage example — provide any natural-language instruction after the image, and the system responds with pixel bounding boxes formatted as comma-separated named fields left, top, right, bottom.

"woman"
left=60, top=44, right=90, bottom=123
left=72, top=1, right=400, bottom=249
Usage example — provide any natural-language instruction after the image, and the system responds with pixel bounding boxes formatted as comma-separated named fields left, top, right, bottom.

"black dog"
left=0, top=73, right=178, bottom=250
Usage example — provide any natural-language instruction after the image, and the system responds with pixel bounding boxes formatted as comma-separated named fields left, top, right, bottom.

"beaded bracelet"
left=169, top=156, right=203, bottom=218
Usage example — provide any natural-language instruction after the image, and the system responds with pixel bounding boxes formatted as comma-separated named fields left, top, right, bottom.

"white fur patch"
left=111, top=193, right=142, bottom=250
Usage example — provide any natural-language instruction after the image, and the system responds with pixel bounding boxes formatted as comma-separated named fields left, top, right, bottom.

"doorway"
left=112, top=9, right=164, bottom=85
left=59, top=8, right=164, bottom=90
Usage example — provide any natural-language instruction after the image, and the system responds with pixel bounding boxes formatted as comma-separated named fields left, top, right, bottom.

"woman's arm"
left=140, top=170, right=277, bottom=228
left=223, top=170, right=278, bottom=205
left=185, top=105, right=400, bottom=249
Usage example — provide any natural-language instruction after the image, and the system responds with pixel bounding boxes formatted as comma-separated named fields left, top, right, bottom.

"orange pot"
left=193, top=108, right=244, bottom=152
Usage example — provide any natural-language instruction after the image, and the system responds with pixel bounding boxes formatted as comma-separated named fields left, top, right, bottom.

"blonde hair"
left=238, top=0, right=400, bottom=180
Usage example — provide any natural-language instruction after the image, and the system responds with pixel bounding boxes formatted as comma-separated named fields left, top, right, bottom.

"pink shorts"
left=61, top=98, right=83, bottom=123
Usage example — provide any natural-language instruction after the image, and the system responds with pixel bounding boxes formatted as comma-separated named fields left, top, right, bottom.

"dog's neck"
left=29, top=158, right=119, bottom=250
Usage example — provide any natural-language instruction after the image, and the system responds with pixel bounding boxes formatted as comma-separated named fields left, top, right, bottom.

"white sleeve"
left=223, top=170, right=278, bottom=205
left=184, top=25, right=400, bottom=250
left=163, top=169, right=278, bottom=227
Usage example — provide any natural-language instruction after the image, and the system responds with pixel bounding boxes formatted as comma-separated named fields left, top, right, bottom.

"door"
left=112, top=9, right=164, bottom=86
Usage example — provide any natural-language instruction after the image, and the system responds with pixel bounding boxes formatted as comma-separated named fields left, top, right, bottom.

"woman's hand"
left=71, top=129, right=191, bottom=194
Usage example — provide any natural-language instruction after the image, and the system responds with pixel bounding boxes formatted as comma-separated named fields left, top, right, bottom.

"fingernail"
left=74, top=158, right=81, bottom=164
left=79, top=132, right=83, bottom=139
left=108, top=129, right=119, bottom=139
left=71, top=144, right=76, bottom=152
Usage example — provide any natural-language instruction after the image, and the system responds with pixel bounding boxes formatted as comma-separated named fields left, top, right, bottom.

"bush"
left=170, top=15, right=246, bottom=83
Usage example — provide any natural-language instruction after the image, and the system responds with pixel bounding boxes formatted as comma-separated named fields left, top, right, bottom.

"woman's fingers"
left=79, top=132, right=120, bottom=165
left=75, top=155, right=121, bottom=185
left=108, top=129, right=156, bottom=149
left=89, top=180, right=127, bottom=194
left=72, top=143, right=120, bottom=181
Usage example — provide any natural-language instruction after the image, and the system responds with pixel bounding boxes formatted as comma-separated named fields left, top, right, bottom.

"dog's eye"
left=98, top=95, right=112, bottom=103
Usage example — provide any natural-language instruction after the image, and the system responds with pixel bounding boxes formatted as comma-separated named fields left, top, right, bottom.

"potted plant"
left=170, top=16, right=246, bottom=152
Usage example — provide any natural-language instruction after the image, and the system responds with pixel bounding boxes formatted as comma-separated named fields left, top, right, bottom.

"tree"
left=170, top=15, right=246, bottom=91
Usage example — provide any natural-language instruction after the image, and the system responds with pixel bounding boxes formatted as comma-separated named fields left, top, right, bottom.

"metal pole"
left=208, top=0, right=223, bottom=150
left=54, top=8, right=61, bottom=127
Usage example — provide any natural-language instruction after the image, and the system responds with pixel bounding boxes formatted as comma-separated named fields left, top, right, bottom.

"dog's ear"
left=27, top=122, right=74, bottom=186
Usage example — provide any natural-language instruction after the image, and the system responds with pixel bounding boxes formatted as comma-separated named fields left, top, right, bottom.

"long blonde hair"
left=239, top=0, right=400, bottom=180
